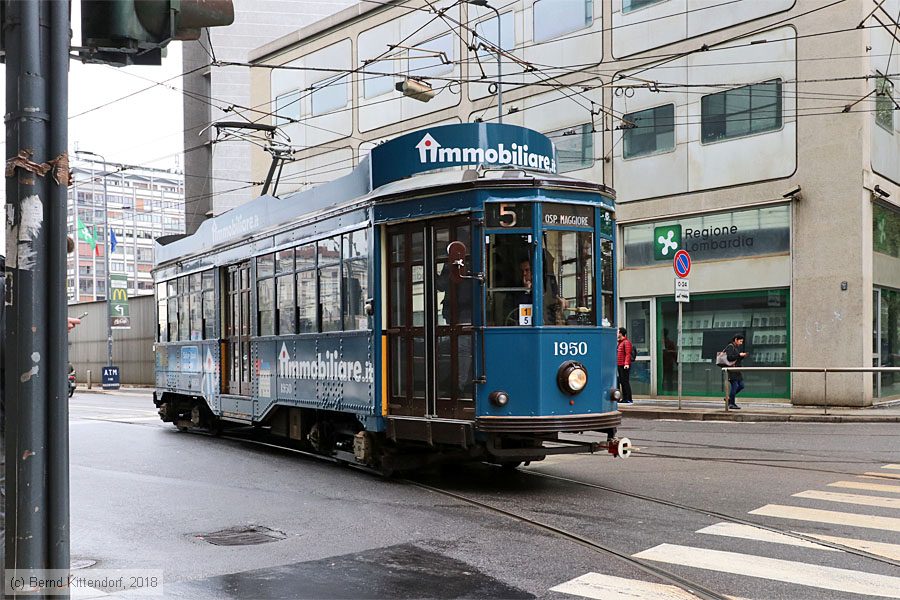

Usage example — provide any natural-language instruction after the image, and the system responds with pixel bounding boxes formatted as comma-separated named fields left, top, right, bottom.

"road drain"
left=194, top=525, right=287, bottom=547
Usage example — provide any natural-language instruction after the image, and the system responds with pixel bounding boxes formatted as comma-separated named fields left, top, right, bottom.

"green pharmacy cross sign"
left=108, top=274, right=131, bottom=329
left=654, top=224, right=682, bottom=261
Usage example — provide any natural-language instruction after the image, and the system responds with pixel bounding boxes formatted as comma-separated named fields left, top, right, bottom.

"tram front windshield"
left=486, top=230, right=595, bottom=327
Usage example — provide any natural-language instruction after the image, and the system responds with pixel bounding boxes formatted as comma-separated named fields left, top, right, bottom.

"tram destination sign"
left=370, top=123, right=558, bottom=189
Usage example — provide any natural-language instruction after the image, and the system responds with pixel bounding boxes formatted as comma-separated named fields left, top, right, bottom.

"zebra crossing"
left=551, top=464, right=900, bottom=599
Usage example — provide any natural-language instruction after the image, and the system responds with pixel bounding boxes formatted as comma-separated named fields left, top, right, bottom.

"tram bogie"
left=152, top=124, right=628, bottom=473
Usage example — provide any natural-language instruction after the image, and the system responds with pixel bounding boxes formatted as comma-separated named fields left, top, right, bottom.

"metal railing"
left=721, top=366, right=900, bottom=414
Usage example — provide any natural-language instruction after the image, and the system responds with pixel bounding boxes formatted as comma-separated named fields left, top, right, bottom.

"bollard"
left=87, top=369, right=92, bottom=389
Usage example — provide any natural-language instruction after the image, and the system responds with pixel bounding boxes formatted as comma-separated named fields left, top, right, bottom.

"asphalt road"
left=68, top=391, right=900, bottom=599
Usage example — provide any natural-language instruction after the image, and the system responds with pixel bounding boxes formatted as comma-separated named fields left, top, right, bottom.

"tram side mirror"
left=447, top=241, right=468, bottom=283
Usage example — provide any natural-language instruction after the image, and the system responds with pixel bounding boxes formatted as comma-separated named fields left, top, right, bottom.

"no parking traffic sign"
left=673, top=249, right=691, bottom=278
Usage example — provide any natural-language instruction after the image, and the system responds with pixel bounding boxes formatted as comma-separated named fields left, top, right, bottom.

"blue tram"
left=152, top=124, right=629, bottom=472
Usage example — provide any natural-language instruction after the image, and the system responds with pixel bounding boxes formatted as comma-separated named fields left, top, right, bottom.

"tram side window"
left=319, top=236, right=342, bottom=332
left=486, top=234, right=533, bottom=326
left=601, top=239, right=614, bottom=327
left=202, top=271, right=216, bottom=339
left=157, top=282, right=167, bottom=342
left=343, top=230, right=368, bottom=330
left=189, top=273, right=202, bottom=340
left=258, top=253, right=276, bottom=336
left=543, top=230, right=595, bottom=326
left=277, top=274, right=295, bottom=334
left=177, top=276, right=190, bottom=341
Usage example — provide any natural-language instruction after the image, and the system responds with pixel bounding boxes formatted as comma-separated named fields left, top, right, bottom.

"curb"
left=621, top=410, right=900, bottom=423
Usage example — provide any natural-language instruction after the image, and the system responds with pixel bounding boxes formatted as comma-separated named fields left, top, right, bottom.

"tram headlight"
left=557, top=361, right=588, bottom=395
left=489, top=390, right=510, bottom=407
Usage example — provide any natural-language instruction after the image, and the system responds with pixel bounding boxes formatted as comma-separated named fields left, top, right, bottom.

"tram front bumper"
left=476, top=411, right=621, bottom=434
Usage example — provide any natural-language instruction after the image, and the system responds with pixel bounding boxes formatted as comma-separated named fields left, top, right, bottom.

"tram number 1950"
left=553, top=341, right=588, bottom=356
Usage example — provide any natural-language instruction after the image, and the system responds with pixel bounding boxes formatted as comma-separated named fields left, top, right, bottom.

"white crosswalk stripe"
left=829, top=480, right=900, bottom=494
left=632, top=544, right=900, bottom=599
left=749, top=504, right=900, bottom=532
left=864, top=472, right=900, bottom=480
left=550, top=572, right=701, bottom=600
left=696, top=522, right=838, bottom=551
left=800, top=532, right=900, bottom=561
left=792, top=489, right=900, bottom=510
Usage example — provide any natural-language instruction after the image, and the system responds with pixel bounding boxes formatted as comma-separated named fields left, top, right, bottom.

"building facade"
left=68, top=159, right=185, bottom=302
left=237, top=0, right=900, bottom=405
left=181, top=0, right=355, bottom=234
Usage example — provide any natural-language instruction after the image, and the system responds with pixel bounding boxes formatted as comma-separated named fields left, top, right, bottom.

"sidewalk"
left=620, top=398, right=900, bottom=423
left=77, top=385, right=154, bottom=397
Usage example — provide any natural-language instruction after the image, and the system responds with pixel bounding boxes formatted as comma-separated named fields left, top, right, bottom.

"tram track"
left=517, top=467, right=900, bottom=570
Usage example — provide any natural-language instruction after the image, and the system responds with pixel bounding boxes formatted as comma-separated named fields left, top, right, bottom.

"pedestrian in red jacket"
left=616, top=327, right=634, bottom=404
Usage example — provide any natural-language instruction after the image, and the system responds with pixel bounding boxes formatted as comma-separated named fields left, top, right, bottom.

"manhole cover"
left=194, top=525, right=286, bottom=547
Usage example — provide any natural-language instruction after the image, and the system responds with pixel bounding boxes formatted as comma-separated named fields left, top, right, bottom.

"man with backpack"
left=616, top=327, right=635, bottom=404
left=722, top=334, right=749, bottom=409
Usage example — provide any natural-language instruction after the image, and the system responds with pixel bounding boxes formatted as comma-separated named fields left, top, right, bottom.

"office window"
left=363, top=59, right=396, bottom=99
left=623, top=104, right=675, bottom=158
left=275, top=90, right=301, bottom=125
left=550, top=124, right=594, bottom=172
left=701, top=79, right=782, bottom=143
left=533, top=0, right=593, bottom=43
left=410, top=34, right=454, bottom=77
left=474, top=11, right=515, bottom=57
left=876, top=76, right=894, bottom=133
left=310, top=78, right=349, bottom=116
left=623, top=0, right=667, bottom=13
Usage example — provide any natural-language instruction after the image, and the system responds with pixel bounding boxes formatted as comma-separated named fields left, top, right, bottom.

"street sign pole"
left=673, top=251, right=692, bottom=410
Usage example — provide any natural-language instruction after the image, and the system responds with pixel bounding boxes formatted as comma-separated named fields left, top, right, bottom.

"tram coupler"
left=605, top=437, right=633, bottom=458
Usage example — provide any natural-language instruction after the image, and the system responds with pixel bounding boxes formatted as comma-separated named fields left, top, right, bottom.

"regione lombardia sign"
left=370, top=123, right=558, bottom=189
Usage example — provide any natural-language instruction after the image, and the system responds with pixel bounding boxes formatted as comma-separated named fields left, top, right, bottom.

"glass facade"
left=875, top=287, right=900, bottom=398
left=874, top=202, right=900, bottom=258
left=623, top=104, right=675, bottom=159
left=657, top=289, right=790, bottom=398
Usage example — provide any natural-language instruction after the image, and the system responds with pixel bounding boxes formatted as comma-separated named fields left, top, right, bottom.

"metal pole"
left=47, top=0, right=71, bottom=575
left=132, top=185, right=137, bottom=295
left=677, top=301, right=683, bottom=410
left=102, top=160, right=112, bottom=367
left=490, top=5, right=502, bottom=124
left=4, top=0, right=50, bottom=575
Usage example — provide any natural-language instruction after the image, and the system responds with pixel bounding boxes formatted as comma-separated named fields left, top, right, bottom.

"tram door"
left=386, top=217, right=476, bottom=420
left=224, top=261, right=252, bottom=396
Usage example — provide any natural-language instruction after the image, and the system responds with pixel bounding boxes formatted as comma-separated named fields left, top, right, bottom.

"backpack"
left=715, top=345, right=736, bottom=367
left=629, top=342, right=637, bottom=363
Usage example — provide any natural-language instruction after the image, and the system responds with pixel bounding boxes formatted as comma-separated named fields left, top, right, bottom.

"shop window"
left=533, top=0, right=593, bottom=42
left=657, top=289, right=790, bottom=398
left=875, top=288, right=900, bottom=398
left=550, top=124, right=595, bottom=172
left=876, top=76, right=894, bottom=133
left=874, top=203, right=900, bottom=258
left=623, top=104, right=675, bottom=159
left=623, top=0, right=668, bottom=12
left=701, top=79, right=782, bottom=143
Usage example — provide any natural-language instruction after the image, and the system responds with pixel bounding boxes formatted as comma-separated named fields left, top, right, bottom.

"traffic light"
left=81, top=0, right=234, bottom=66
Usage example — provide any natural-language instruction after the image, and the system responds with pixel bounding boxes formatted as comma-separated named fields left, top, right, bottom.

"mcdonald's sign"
left=108, top=274, right=131, bottom=330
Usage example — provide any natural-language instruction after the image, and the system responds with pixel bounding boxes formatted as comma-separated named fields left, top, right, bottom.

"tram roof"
left=155, top=158, right=614, bottom=267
